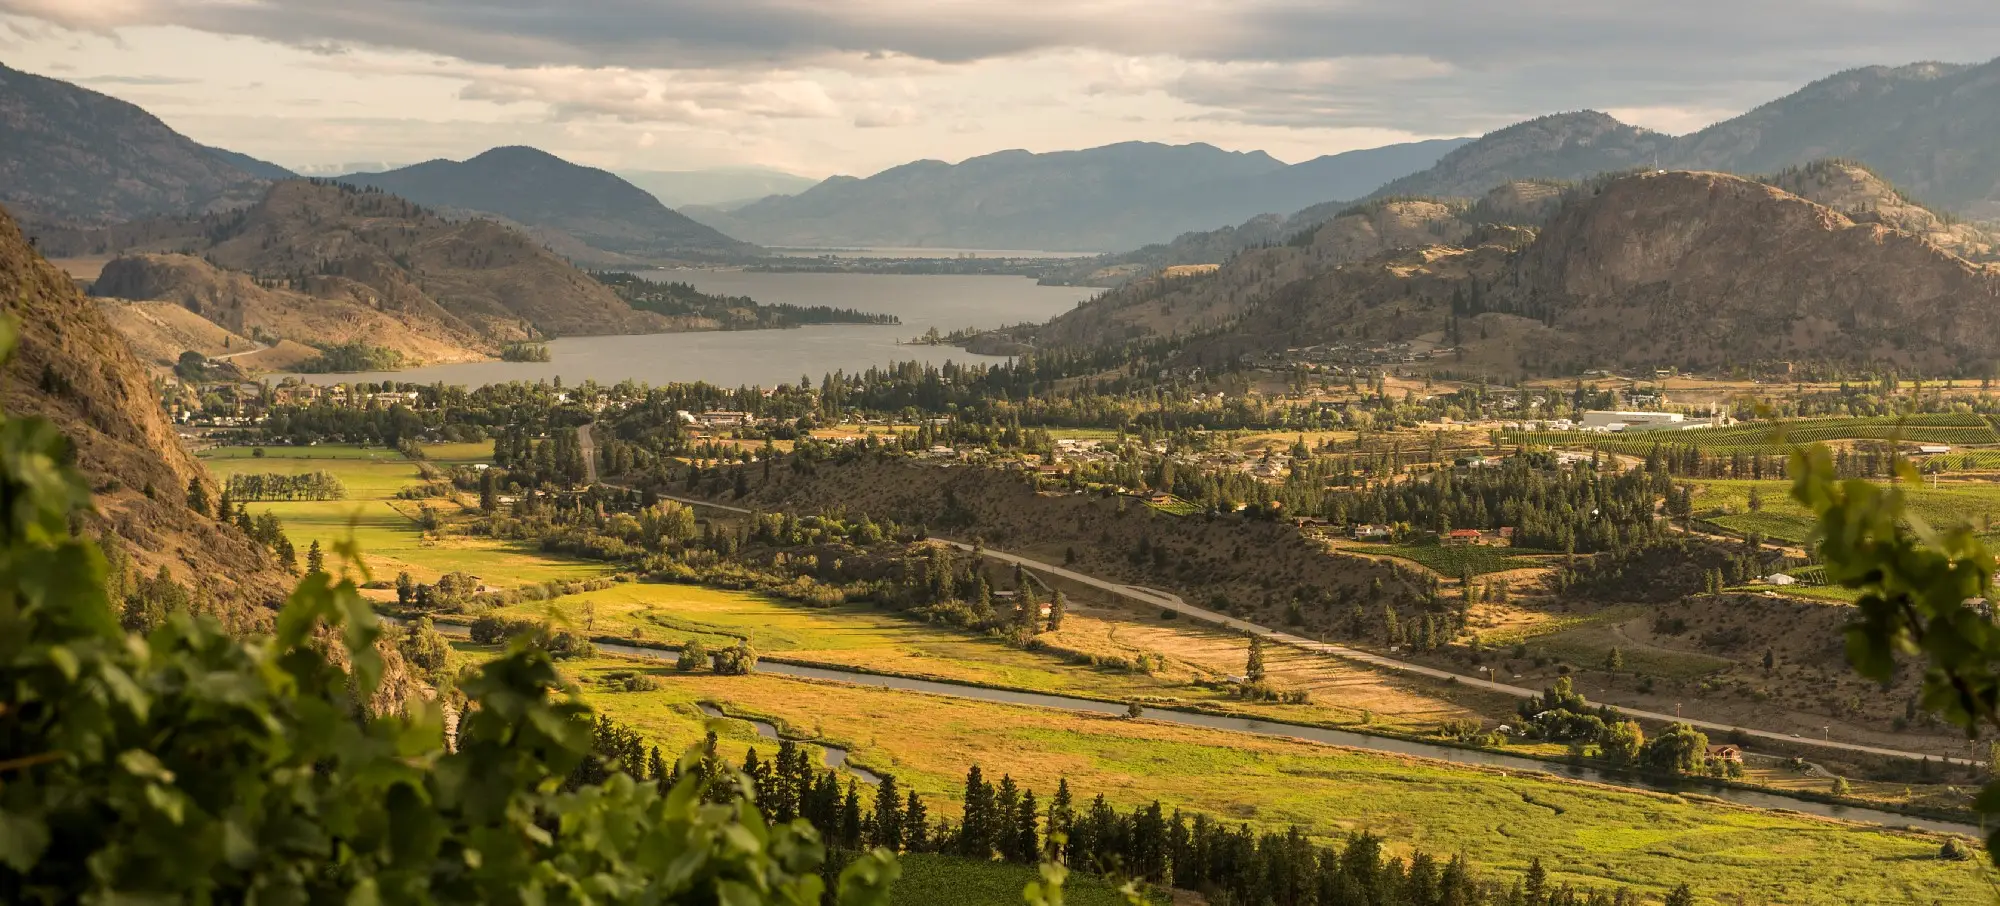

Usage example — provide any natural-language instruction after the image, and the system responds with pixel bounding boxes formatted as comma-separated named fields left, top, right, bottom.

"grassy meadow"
left=488, top=581, right=1482, bottom=735
left=1694, top=478, right=2000, bottom=545
left=559, top=663, right=1987, bottom=906
left=200, top=444, right=608, bottom=586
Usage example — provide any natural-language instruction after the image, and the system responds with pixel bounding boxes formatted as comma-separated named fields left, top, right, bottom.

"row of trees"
left=223, top=470, right=347, bottom=501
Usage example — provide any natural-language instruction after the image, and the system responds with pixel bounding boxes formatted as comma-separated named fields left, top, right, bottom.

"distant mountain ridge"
left=0, top=62, right=271, bottom=223
left=1374, top=59, right=2000, bottom=215
left=338, top=147, right=753, bottom=264
left=43, top=179, right=705, bottom=368
left=683, top=139, right=1472, bottom=252
left=618, top=166, right=819, bottom=209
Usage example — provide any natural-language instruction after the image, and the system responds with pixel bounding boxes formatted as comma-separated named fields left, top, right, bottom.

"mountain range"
left=337, top=148, right=753, bottom=263
left=39, top=179, right=700, bottom=370
left=616, top=166, right=820, bottom=209
left=681, top=139, right=1473, bottom=252
left=0, top=62, right=269, bottom=224
left=1044, top=58, right=2000, bottom=284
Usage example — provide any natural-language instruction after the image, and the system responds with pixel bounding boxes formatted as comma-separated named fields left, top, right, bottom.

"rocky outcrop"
left=0, top=202, right=292, bottom=610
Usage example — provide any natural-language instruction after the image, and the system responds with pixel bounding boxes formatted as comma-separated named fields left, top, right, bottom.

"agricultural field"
left=1142, top=495, right=1201, bottom=516
left=1342, top=540, right=1554, bottom=576
left=487, top=581, right=1484, bottom=736
left=200, top=444, right=609, bottom=586
left=418, top=440, right=496, bottom=464
left=891, top=854, right=1157, bottom=906
left=1694, top=478, right=2000, bottom=545
left=565, top=664, right=1985, bottom=905
left=1507, top=413, right=1999, bottom=457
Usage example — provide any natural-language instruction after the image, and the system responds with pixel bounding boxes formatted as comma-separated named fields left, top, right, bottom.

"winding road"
left=645, top=489, right=1974, bottom=767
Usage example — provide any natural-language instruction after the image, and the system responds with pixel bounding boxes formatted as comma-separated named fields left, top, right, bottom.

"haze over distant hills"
left=0, top=61, right=270, bottom=223
left=681, top=139, right=1472, bottom=252
left=337, top=147, right=754, bottom=264
left=618, top=166, right=819, bottom=209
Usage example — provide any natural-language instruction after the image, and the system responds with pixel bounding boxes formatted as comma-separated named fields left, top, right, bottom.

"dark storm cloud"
left=13, top=1, right=2000, bottom=133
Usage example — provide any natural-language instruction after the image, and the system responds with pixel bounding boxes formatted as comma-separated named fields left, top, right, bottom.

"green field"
left=200, top=444, right=608, bottom=586
left=1509, top=414, right=1999, bottom=457
left=1696, top=478, right=2000, bottom=545
left=1143, top=496, right=1200, bottom=516
left=891, top=854, right=1158, bottom=906
left=1354, top=541, right=1552, bottom=576
left=489, top=581, right=1446, bottom=731
left=419, top=441, right=496, bottom=464
left=565, top=665, right=1985, bottom=906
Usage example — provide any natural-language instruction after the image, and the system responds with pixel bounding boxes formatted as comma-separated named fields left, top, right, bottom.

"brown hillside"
left=202, top=182, right=668, bottom=340
left=0, top=204, right=291, bottom=612
left=49, top=181, right=673, bottom=359
left=95, top=253, right=490, bottom=366
left=1032, top=200, right=1479, bottom=349
left=1761, top=160, right=2000, bottom=261
left=721, top=455, right=1422, bottom=635
left=1503, top=170, right=2000, bottom=372
left=1059, top=169, right=2000, bottom=378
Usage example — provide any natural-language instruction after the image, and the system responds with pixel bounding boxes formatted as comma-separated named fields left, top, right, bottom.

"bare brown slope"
left=723, top=455, right=1422, bottom=634
left=0, top=204, right=290, bottom=612
left=202, top=182, right=666, bottom=340
left=1032, top=200, right=1476, bottom=348
left=95, top=253, right=490, bottom=366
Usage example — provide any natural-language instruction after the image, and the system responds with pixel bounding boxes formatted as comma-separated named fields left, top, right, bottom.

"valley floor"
left=202, top=442, right=1998, bottom=904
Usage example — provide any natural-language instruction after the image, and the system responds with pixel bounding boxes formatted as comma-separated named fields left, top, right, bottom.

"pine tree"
left=1012, top=790, right=1040, bottom=865
left=903, top=790, right=929, bottom=853
left=871, top=775, right=903, bottom=852
left=1045, top=590, right=1067, bottom=632
left=306, top=540, right=325, bottom=575
left=1246, top=634, right=1267, bottom=682
left=959, top=765, right=993, bottom=858
left=186, top=478, right=211, bottom=517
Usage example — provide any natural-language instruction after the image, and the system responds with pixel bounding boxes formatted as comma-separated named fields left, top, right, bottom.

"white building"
left=1579, top=410, right=1726, bottom=433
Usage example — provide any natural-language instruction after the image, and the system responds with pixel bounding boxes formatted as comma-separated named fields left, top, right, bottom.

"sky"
left=3, top=1, right=1998, bottom=180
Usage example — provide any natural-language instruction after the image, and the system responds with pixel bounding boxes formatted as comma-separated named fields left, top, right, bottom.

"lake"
left=284, top=272, right=1095, bottom=388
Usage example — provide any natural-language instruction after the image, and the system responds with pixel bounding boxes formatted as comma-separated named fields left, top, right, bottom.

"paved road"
left=576, top=423, right=601, bottom=485
left=211, top=342, right=269, bottom=361
left=648, top=492, right=1972, bottom=766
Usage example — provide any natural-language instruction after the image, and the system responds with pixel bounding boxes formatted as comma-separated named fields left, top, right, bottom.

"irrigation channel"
left=695, top=703, right=883, bottom=785
left=418, top=621, right=1982, bottom=837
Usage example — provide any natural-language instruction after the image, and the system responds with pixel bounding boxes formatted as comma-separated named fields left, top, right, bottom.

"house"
left=1351, top=524, right=1393, bottom=541
left=1705, top=744, right=1744, bottom=763
left=697, top=410, right=752, bottom=427
left=1444, top=529, right=1484, bottom=545
left=1917, top=444, right=1952, bottom=455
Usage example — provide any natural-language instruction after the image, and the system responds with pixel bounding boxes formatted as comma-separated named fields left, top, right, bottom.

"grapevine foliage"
left=0, top=318, right=899, bottom=904
left=1791, top=443, right=2000, bottom=861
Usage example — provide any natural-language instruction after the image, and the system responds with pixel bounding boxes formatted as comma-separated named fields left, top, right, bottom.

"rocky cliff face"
left=1031, top=200, right=1485, bottom=348
left=1501, top=170, right=2000, bottom=373
left=0, top=202, right=291, bottom=611
left=1045, top=169, right=2000, bottom=378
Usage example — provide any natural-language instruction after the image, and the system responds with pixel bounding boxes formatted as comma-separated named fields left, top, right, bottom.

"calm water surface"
left=287, top=272, right=1094, bottom=388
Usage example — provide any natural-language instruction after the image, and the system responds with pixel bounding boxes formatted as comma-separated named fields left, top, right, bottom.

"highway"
left=646, top=489, right=1973, bottom=766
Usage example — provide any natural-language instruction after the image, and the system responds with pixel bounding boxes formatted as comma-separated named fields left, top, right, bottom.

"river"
left=284, top=272, right=1094, bottom=388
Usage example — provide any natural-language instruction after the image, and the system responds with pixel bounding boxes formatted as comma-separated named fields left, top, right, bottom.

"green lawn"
left=564, top=666, right=1985, bottom=906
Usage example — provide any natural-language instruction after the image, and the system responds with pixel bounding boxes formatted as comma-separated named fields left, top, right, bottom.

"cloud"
left=72, top=73, right=197, bottom=85
left=853, top=104, right=918, bottom=128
